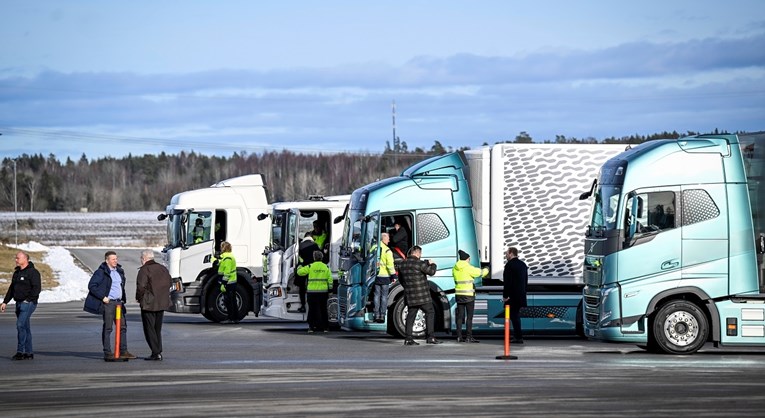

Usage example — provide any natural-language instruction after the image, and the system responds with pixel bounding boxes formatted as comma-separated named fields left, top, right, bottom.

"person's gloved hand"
left=220, top=284, right=226, bottom=292
left=390, top=274, right=399, bottom=282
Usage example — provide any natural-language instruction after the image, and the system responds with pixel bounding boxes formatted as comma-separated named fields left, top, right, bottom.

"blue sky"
left=0, top=1, right=763, bottom=160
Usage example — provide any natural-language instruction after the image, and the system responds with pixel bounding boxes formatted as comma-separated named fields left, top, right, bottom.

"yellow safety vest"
left=452, top=260, right=488, bottom=297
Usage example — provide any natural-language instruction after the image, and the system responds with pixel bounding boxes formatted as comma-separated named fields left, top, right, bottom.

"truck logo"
left=588, top=241, right=597, bottom=254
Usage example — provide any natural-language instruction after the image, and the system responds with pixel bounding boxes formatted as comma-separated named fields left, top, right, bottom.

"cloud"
left=0, top=34, right=763, bottom=159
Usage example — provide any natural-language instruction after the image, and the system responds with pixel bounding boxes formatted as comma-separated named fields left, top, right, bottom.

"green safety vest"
left=297, top=261, right=333, bottom=292
left=313, top=231, right=328, bottom=249
left=217, top=252, right=237, bottom=284
left=452, top=260, right=488, bottom=297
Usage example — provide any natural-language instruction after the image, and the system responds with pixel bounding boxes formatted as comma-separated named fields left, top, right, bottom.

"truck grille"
left=584, top=294, right=600, bottom=325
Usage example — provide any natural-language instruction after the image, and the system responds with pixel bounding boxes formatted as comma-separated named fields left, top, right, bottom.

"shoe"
left=465, top=337, right=480, bottom=343
left=297, top=307, right=306, bottom=313
left=323, top=329, right=329, bottom=333
left=403, top=339, right=420, bottom=346
left=12, top=352, right=24, bottom=361
left=144, top=354, right=163, bottom=361
left=104, top=353, right=115, bottom=362
left=426, top=337, right=443, bottom=345
left=120, top=351, right=137, bottom=359
left=510, top=338, right=524, bottom=344
left=23, top=353, right=34, bottom=359
left=307, top=329, right=315, bottom=334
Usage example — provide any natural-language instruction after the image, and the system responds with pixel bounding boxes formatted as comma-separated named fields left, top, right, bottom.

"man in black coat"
left=1, top=251, right=41, bottom=360
left=502, top=246, right=528, bottom=344
left=397, top=245, right=440, bottom=345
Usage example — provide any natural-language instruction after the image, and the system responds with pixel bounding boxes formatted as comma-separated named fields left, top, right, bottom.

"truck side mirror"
left=636, top=197, right=644, bottom=218
left=157, top=213, right=167, bottom=221
left=257, top=213, right=269, bottom=221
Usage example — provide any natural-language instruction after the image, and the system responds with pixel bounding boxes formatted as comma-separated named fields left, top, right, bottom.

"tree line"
left=0, top=130, right=730, bottom=212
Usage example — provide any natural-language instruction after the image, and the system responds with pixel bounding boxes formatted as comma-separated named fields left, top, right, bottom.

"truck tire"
left=205, top=280, right=252, bottom=323
left=389, top=296, right=426, bottom=338
left=652, top=300, right=708, bottom=355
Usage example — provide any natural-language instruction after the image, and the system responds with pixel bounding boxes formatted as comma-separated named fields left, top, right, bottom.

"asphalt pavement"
left=1, top=249, right=765, bottom=417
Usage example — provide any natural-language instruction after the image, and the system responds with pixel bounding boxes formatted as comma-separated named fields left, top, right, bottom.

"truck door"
left=364, top=212, right=381, bottom=312
left=283, top=209, right=300, bottom=288
left=179, top=211, right=215, bottom=282
left=617, top=189, right=681, bottom=327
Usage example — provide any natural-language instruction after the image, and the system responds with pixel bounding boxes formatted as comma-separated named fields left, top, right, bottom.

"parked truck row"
left=159, top=133, right=765, bottom=354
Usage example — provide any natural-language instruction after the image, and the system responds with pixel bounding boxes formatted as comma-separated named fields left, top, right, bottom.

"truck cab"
left=159, top=174, right=270, bottom=322
left=258, top=195, right=349, bottom=323
left=583, top=134, right=765, bottom=354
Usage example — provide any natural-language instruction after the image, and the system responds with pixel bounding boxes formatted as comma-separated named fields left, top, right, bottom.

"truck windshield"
left=589, top=185, right=621, bottom=235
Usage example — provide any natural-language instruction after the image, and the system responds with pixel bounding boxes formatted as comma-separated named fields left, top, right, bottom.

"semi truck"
left=582, top=133, right=765, bottom=354
left=337, top=143, right=626, bottom=337
left=257, top=195, right=350, bottom=324
left=159, top=174, right=270, bottom=322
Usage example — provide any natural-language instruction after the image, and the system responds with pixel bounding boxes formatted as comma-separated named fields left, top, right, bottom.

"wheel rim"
left=662, top=310, right=699, bottom=347
left=216, top=293, right=241, bottom=314
left=401, top=305, right=426, bottom=334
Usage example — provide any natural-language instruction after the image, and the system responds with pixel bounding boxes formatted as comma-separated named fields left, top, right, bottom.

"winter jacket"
left=297, top=261, right=333, bottom=293
left=391, top=227, right=409, bottom=255
left=136, top=259, right=172, bottom=312
left=452, top=260, right=488, bottom=300
left=84, top=262, right=127, bottom=315
left=218, top=252, right=237, bottom=284
left=503, top=258, right=528, bottom=308
left=3, top=261, right=41, bottom=304
left=398, top=256, right=436, bottom=307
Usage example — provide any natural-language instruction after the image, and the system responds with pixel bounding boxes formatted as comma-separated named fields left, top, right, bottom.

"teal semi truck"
left=582, top=133, right=764, bottom=354
left=337, top=143, right=626, bottom=337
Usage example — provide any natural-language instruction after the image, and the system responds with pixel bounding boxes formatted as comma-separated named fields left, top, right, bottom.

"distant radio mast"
left=392, top=100, right=397, bottom=144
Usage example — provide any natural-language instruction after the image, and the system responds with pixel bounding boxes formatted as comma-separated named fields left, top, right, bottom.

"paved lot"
left=1, top=248, right=765, bottom=416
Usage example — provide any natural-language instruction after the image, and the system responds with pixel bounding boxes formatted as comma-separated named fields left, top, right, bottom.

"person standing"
left=297, top=250, right=333, bottom=332
left=390, top=219, right=409, bottom=257
left=373, top=232, right=396, bottom=323
left=452, top=250, right=488, bottom=343
left=296, top=233, right=320, bottom=313
left=398, top=246, right=440, bottom=345
left=311, top=220, right=328, bottom=250
left=757, top=232, right=765, bottom=289
left=1, top=251, right=41, bottom=360
left=502, top=247, right=528, bottom=344
left=136, top=250, right=172, bottom=361
left=83, top=251, right=136, bottom=361
left=218, top=241, right=239, bottom=324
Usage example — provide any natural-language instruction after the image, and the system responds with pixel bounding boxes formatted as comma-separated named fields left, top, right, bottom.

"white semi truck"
left=159, top=174, right=270, bottom=322
left=258, top=195, right=350, bottom=324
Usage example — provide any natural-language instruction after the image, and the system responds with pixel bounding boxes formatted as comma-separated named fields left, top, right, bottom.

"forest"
left=0, top=130, right=713, bottom=212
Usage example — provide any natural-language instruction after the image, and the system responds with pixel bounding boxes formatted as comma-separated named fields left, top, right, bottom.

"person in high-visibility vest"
left=452, top=250, right=489, bottom=343
left=311, top=220, right=328, bottom=252
left=192, top=218, right=205, bottom=244
left=217, top=241, right=239, bottom=324
left=297, top=250, right=333, bottom=333
left=373, top=232, right=396, bottom=323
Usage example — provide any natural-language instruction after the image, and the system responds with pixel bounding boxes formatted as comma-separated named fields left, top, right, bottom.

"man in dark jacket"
left=503, top=246, right=528, bottom=344
left=136, top=250, right=172, bottom=361
left=84, top=250, right=136, bottom=361
left=1, top=251, right=41, bottom=360
left=296, top=234, right=320, bottom=313
left=397, top=245, right=440, bottom=345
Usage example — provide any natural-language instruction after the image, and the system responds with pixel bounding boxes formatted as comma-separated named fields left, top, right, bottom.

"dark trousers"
left=102, top=301, right=127, bottom=354
left=224, top=282, right=238, bottom=321
left=307, top=292, right=329, bottom=331
left=141, top=310, right=165, bottom=356
left=406, top=302, right=435, bottom=339
left=510, top=304, right=523, bottom=340
left=455, top=300, right=475, bottom=338
left=296, top=275, right=307, bottom=306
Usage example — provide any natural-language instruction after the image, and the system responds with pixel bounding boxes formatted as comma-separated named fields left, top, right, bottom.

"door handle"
left=660, top=260, right=679, bottom=270
left=203, top=254, right=212, bottom=264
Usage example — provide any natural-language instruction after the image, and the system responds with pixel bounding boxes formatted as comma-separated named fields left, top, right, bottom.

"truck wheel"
left=389, top=296, right=426, bottom=338
left=652, top=300, right=708, bottom=355
left=206, top=281, right=251, bottom=322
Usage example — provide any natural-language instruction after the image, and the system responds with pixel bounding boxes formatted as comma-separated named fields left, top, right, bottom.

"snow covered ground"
left=1, top=212, right=165, bottom=303
left=5, top=242, right=91, bottom=303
